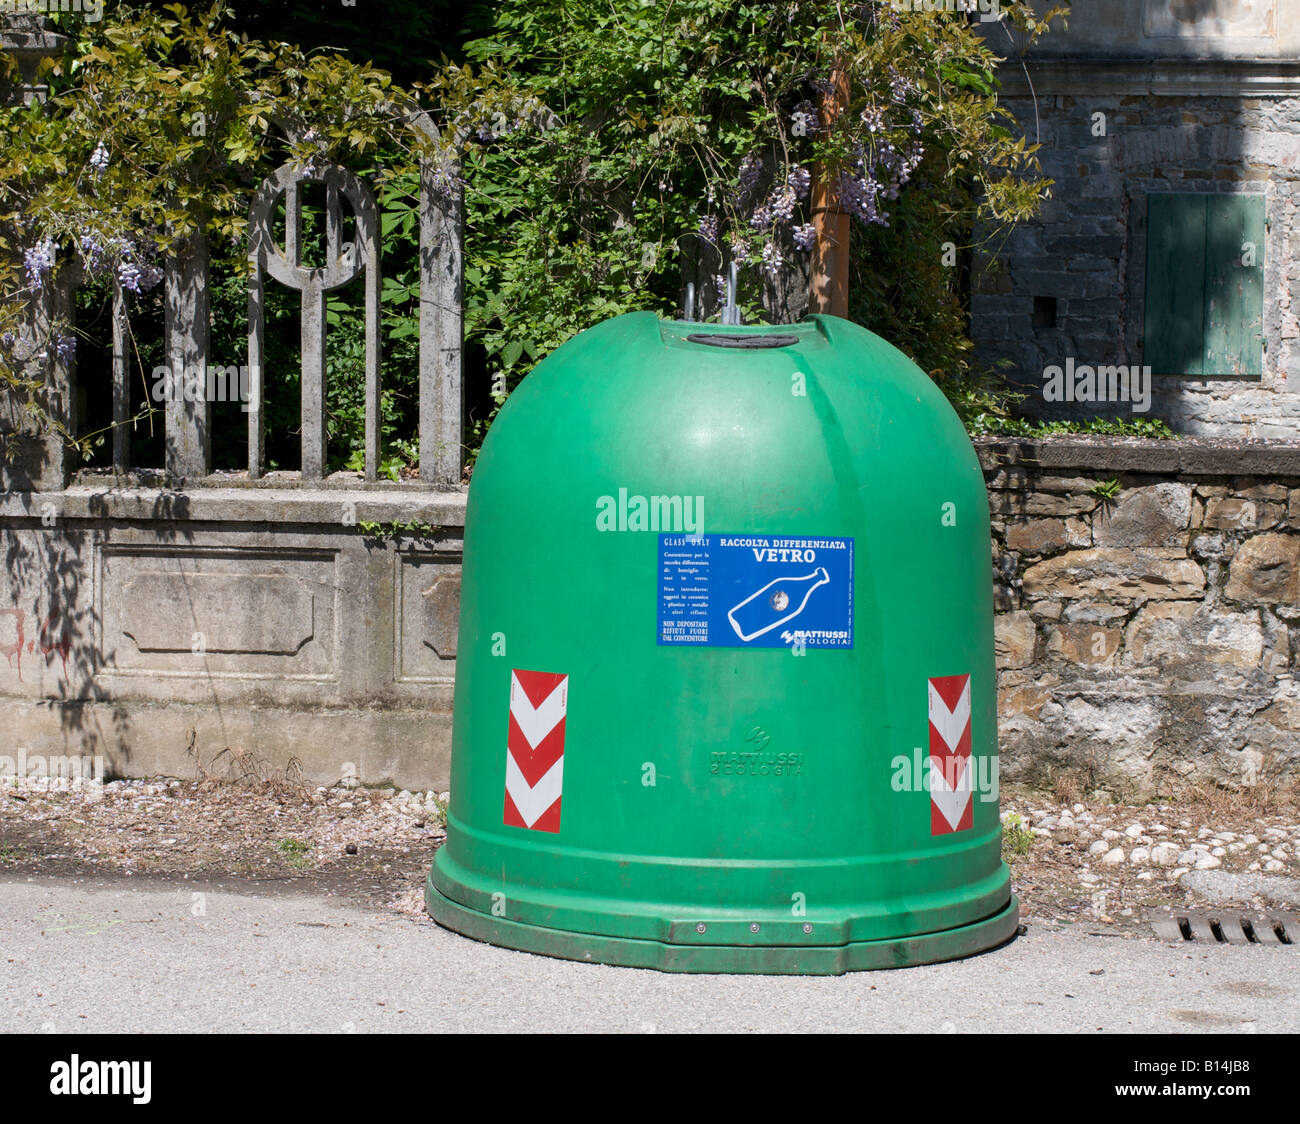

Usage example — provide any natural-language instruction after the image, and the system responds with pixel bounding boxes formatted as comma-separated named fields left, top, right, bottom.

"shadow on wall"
left=1, top=490, right=202, bottom=771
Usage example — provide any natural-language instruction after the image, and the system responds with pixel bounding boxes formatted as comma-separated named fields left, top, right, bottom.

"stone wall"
left=7, top=438, right=1300, bottom=797
left=980, top=436, right=1300, bottom=798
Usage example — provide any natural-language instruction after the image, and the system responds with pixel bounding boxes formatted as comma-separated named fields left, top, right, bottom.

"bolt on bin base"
left=425, top=872, right=1019, bottom=975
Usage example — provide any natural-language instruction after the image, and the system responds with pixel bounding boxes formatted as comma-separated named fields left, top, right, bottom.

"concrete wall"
left=981, top=435, right=1300, bottom=798
left=0, top=482, right=466, bottom=790
left=0, top=17, right=469, bottom=794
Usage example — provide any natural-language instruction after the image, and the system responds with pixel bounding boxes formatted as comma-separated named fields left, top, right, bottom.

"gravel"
left=1000, top=788, right=1300, bottom=926
left=0, top=774, right=448, bottom=883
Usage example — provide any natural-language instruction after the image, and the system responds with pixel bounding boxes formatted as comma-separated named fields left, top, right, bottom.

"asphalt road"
left=1, top=875, right=1294, bottom=1034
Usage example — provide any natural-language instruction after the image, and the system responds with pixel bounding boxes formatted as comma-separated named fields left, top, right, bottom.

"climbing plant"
left=454, top=0, right=1070, bottom=446
left=2, top=1, right=1076, bottom=469
left=0, top=2, right=515, bottom=468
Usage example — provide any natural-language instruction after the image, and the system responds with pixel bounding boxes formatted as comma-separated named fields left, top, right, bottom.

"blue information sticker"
left=657, top=534, right=854, bottom=649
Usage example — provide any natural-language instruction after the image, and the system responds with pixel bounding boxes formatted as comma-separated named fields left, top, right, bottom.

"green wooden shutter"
left=1145, top=194, right=1207, bottom=376
left=1144, top=193, right=1265, bottom=378
left=1204, top=194, right=1265, bottom=377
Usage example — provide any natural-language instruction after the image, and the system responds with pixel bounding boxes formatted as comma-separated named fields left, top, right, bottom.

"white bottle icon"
left=727, top=568, right=830, bottom=642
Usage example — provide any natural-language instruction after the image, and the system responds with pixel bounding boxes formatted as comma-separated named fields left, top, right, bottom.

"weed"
left=186, top=730, right=308, bottom=797
left=427, top=791, right=449, bottom=827
left=1167, top=774, right=1300, bottom=821
left=1002, top=813, right=1035, bottom=860
left=358, top=520, right=441, bottom=542
left=1052, top=773, right=1081, bottom=807
left=1089, top=476, right=1122, bottom=501
left=275, top=838, right=312, bottom=869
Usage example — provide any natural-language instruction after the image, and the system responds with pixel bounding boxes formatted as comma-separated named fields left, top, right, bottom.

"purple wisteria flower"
left=89, top=142, right=110, bottom=174
left=839, top=170, right=881, bottom=224
left=79, top=232, right=111, bottom=276
left=792, top=223, right=816, bottom=252
left=116, top=241, right=164, bottom=294
left=770, top=188, right=798, bottom=223
left=761, top=240, right=783, bottom=277
left=430, top=162, right=464, bottom=196
left=889, top=68, right=915, bottom=103
left=24, top=239, right=55, bottom=289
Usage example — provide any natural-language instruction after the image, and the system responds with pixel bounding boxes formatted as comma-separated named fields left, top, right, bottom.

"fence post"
left=0, top=13, right=73, bottom=491
left=163, top=227, right=212, bottom=480
left=111, top=283, right=129, bottom=472
left=418, top=156, right=464, bottom=488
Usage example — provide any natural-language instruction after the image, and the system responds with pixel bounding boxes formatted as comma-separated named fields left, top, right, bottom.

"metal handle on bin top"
left=681, top=261, right=800, bottom=345
left=681, top=262, right=742, bottom=325
left=722, top=261, right=740, bottom=325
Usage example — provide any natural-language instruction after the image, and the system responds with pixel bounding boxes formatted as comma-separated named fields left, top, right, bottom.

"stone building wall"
left=975, top=84, right=1300, bottom=435
left=971, top=0, right=1300, bottom=436
left=980, top=435, right=1300, bottom=798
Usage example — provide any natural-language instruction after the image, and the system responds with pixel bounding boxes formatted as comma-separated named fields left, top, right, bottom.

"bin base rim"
left=425, top=872, right=1019, bottom=975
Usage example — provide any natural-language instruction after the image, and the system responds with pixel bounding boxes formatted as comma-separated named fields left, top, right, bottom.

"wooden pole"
left=808, top=65, right=850, bottom=319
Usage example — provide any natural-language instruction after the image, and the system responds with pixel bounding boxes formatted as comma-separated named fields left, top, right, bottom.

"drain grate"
left=1148, top=910, right=1298, bottom=946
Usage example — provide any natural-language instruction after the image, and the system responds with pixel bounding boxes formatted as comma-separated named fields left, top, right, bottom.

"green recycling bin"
left=426, top=311, right=1018, bottom=974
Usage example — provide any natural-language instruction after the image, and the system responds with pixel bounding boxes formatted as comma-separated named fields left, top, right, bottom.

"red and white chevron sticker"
left=504, top=668, right=568, bottom=833
left=928, top=673, right=973, bottom=835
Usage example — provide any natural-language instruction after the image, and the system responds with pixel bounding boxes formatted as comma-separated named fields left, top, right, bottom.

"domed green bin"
left=426, top=311, right=1018, bottom=973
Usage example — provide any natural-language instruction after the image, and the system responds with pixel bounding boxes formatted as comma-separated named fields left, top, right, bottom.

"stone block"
left=1005, top=518, right=1067, bottom=554
left=995, top=611, right=1037, bottom=669
left=1046, top=622, right=1122, bottom=666
left=988, top=491, right=1097, bottom=517
left=1093, top=483, right=1192, bottom=548
left=1202, top=496, right=1282, bottom=532
left=1062, top=601, right=1130, bottom=623
left=1022, top=548, right=1205, bottom=604
left=1224, top=534, right=1300, bottom=604
left=1124, top=603, right=1265, bottom=670
left=999, top=683, right=1054, bottom=721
